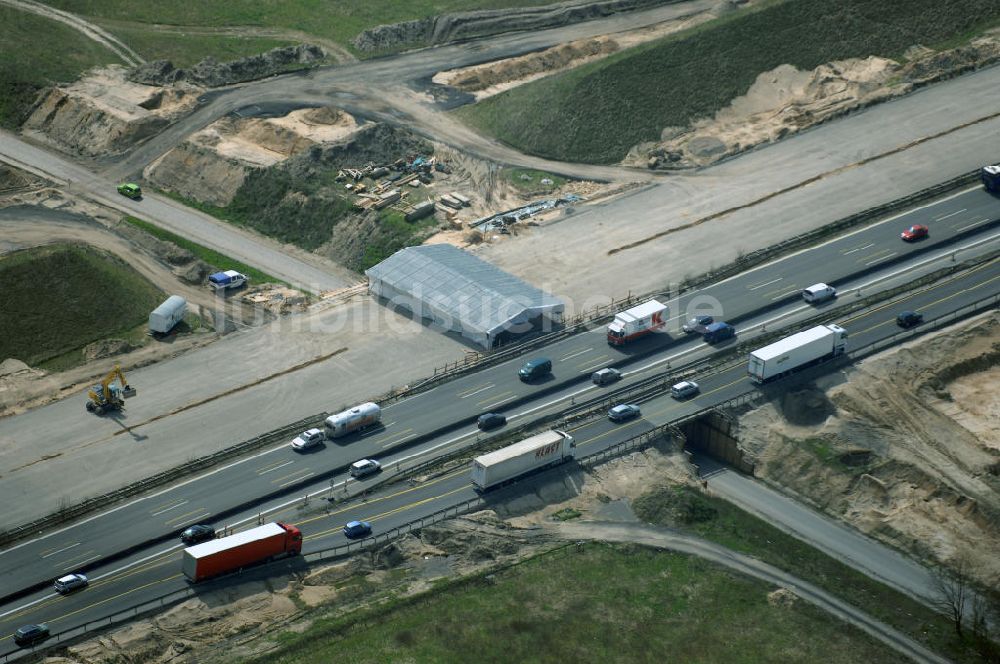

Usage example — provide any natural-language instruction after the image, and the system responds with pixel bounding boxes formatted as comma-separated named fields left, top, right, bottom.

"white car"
left=54, top=573, right=88, bottom=595
left=350, top=458, right=381, bottom=478
left=291, top=428, right=324, bottom=451
left=670, top=381, right=700, bottom=399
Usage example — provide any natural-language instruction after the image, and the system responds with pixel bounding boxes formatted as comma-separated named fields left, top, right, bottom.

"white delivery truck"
left=606, top=299, right=668, bottom=346
left=325, top=402, right=381, bottom=438
left=471, top=430, right=576, bottom=491
left=747, top=324, right=848, bottom=384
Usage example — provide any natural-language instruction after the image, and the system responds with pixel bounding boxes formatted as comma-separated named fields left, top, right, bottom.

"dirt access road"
left=102, top=0, right=723, bottom=182
left=0, top=131, right=355, bottom=292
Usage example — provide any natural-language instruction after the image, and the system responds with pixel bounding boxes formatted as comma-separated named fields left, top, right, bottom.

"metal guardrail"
left=0, top=413, right=327, bottom=548
left=0, top=585, right=198, bottom=663
left=10, top=292, right=995, bottom=657
left=0, top=174, right=988, bottom=549
left=386, top=170, right=985, bottom=397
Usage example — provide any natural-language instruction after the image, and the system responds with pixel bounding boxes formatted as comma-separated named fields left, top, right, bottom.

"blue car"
left=343, top=520, right=372, bottom=538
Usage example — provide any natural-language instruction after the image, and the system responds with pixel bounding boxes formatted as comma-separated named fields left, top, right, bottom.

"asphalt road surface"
left=1, top=180, right=996, bottom=528
left=1, top=245, right=995, bottom=657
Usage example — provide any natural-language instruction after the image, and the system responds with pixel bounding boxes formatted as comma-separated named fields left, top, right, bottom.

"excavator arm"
left=86, top=365, right=136, bottom=414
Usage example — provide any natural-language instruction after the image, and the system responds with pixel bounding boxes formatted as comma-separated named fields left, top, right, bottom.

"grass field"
left=163, top=160, right=440, bottom=272
left=506, top=167, right=567, bottom=193
left=102, top=26, right=296, bottom=69
left=253, top=543, right=908, bottom=663
left=123, top=216, right=282, bottom=286
left=359, top=210, right=442, bottom=271
left=0, top=244, right=163, bottom=367
left=458, top=0, right=1000, bottom=164
left=632, top=485, right=986, bottom=663
left=42, top=0, right=561, bottom=55
left=0, top=7, right=120, bottom=127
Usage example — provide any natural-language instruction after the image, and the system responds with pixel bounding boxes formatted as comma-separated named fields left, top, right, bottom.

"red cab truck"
left=182, top=522, right=302, bottom=582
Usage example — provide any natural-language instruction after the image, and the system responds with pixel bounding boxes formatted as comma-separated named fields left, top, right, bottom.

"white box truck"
left=325, top=402, right=381, bottom=438
left=149, top=295, right=187, bottom=334
left=607, top=299, right=668, bottom=346
left=471, top=430, right=576, bottom=491
left=747, top=324, right=848, bottom=384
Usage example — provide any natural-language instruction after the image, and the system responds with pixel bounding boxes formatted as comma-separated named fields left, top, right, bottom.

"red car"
left=901, top=224, right=928, bottom=241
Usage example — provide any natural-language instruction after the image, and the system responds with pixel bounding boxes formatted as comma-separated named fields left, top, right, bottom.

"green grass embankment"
left=0, top=244, right=163, bottom=367
left=41, top=0, right=561, bottom=54
left=122, top=216, right=282, bottom=286
left=0, top=7, right=121, bottom=128
left=253, top=543, right=909, bottom=663
left=458, top=0, right=1000, bottom=164
left=633, top=485, right=986, bottom=663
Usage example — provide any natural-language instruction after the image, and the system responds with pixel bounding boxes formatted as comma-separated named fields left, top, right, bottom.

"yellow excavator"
left=86, top=365, right=137, bottom=415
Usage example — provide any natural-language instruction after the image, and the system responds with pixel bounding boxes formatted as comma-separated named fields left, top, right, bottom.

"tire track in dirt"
left=549, top=520, right=950, bottom=664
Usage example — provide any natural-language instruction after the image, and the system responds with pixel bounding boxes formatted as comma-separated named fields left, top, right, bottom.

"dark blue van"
left=703, top=322, right=736, bottom=344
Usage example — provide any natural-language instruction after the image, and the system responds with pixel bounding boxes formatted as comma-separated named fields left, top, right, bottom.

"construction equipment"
left=86, top=365, right=136, bottom=415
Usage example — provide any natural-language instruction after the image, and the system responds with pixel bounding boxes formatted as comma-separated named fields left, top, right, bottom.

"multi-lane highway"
left=1, top=249, right=997, bottom=655
left=1, top=184, right=998, bottom=603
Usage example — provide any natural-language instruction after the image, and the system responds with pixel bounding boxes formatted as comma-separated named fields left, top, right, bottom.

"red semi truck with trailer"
left=607, top=299, right=668, bottom=345
left=182, top=522, right=302, bottom=582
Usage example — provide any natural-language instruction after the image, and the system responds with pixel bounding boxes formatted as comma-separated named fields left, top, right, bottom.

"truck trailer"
left=471, top=430, right=575, bottom=491
left=747, top=324, right=848, bottom=384
left=982, top=164, right=1000, bottom=192
left=149, top=295, right=187, bottom=334
left=325, top=402, right=381, bottom=438
left=182, top=522, right=302, bottom=582
left=607, top=299, right=668, bottom=346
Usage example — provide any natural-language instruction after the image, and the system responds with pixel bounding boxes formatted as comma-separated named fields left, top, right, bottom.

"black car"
left=896, top=311, right=924, bottom=328
left=477, top=412, right=507, bottom=430
left=14, top=623, right=49, bottom=648
left=181, top=524, right=216, bottom=545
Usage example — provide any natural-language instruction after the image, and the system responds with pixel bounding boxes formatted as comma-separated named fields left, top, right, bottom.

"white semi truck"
left=325, top=402, right=381, bottom=438
left=606, top=299, right=668, bottom=346
left=747, top=324, right=848, bottom=384
left=471, top=430, right=576, bottom=491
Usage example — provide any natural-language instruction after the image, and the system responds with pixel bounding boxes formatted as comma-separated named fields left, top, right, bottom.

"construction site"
left=1, top=0, right=1000, bottom=661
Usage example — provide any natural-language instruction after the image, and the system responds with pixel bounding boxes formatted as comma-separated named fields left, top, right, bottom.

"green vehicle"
left=117, top=182, right=142, bottom=199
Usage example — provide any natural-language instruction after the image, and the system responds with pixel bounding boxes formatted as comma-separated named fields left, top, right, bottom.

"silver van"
left=670, top=380, right=700, bottom=399
left=591, top=367, right=622, bottom=386
left=802, top=283, right=836, bottom=303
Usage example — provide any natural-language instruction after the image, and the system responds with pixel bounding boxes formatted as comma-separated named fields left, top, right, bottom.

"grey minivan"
left=518, top=357, right=552, bottom=382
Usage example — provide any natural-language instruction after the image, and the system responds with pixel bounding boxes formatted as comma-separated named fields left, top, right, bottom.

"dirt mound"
left=82, top=338, right=134, bottom=361
left=352, top=0, right=671, bottom=52
left=22, top=66, right=200, bottom=158
left=285, top=123, right=433, bottom=178
left=438, top=37, right=619, bottom=95
left=778, top=386, right=837, bottom=426
left=0, top=359, right=31, bottom=376
left=739, top=312, right=1000, bottom=587
left=0, top=166, right=38, bottom=193
left=145, top=108, right=361, bottom=206
left=144, top=141, right=251, bottom=207
left=129, top=44, right=326, bottom=88
left=631, top=34, right=1000, bottom=169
